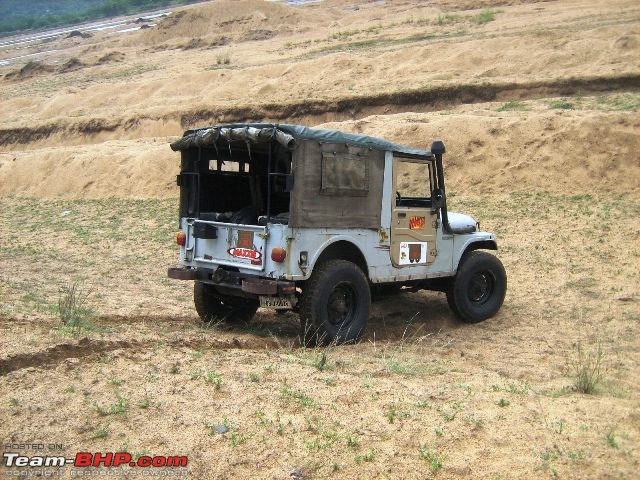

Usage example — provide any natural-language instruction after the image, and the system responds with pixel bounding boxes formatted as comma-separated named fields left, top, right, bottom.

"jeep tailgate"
left=183, top=219, right=267, bottom=272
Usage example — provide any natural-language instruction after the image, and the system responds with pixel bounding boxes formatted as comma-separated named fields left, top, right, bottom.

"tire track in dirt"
left=1, top=73, right=638, bottom=147
left=0, top=331, right=281, bottom=375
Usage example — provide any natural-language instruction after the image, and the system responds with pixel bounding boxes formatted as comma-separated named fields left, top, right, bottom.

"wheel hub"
left=468, top=272, right=494, bottom=304
left=327, top=284, right=354, bottom=326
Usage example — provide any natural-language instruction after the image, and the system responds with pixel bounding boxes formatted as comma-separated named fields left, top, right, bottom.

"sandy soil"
left=0, top=0, right=639, bottom=479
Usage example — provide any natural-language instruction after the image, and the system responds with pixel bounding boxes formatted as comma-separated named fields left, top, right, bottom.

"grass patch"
left=549, top=100, right=574, bottom=109
left=474, top=8, right=499, bottom=25
left=497, top=100, right=528, bottom=111
left=281, top=383, right=317, bottom=409
left=434, top=13, right=461, bottom=26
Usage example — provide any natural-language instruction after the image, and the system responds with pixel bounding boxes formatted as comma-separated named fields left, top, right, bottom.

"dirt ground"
left=0, top=0, right=639, bottom=479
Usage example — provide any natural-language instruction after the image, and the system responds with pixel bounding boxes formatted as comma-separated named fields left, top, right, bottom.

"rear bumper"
left=167, top=266, right=295, bottom=296
left=168, top=267, right=197, bottom=280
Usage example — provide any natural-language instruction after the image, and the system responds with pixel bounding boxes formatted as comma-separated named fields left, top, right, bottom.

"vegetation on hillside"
left=0, top=0, right=206, bottom=37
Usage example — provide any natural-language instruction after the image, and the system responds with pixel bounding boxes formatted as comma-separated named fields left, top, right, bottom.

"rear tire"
left=446, top=251, right=506, bottom=323
left=300, top=260, right=371, bottom=346
left=194, top=281, right=258, bottom=323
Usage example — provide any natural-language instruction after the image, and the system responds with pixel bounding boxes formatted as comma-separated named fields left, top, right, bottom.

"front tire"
left=447, top=251, right=506, bottom=323
left=194, top=281, right=258, bottom=324
left=300, top=260, right=371, bottom=346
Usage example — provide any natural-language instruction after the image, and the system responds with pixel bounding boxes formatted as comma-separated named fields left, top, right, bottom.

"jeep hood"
left=446, top=212, right=477, bottom=234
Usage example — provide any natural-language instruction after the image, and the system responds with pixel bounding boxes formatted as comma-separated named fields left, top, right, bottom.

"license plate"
left=259, top=296, right=292, bottom=309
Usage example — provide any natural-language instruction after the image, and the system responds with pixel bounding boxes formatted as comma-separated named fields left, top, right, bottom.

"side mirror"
left=432, top=188, right=444, bottom=209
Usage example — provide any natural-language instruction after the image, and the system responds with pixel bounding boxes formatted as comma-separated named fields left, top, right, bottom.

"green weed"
left=93, top=393, right=128, bottom=417
left=355, top=449, right=376, bottom=463
left=419, top=446, right=445, bottom=471
left=204, top=371, right=222, bottom=389
left=93, top=426, right=109, bottom=439
left=386, top=404, right=398, bottom=424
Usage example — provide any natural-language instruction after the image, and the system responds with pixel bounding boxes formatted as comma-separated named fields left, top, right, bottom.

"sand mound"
left=3, top=60, right=56, bottom=81
left=1, top=107, right=637, bottom=199
left=135, top=0, right=304, bottom=46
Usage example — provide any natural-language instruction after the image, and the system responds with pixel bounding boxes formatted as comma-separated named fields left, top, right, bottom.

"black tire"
left=194, top=281, right=258, bottom=324
left=446, top=251, right=507, bottom=323
left=300, top=260, right=371, bottom=346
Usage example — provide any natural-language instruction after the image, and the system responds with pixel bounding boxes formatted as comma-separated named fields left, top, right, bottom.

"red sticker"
left=228, top=247, right=262, bottom=260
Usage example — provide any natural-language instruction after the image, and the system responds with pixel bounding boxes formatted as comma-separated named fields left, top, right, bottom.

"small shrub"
left=58, top=281, right=94, bottom=336
left=314, top=350, right=329, bottom=371
left=386, top=404, right=398, bottom=424
left=216, top=53, right=231, bottom=65
left=569, top=340, right=604, bottom=394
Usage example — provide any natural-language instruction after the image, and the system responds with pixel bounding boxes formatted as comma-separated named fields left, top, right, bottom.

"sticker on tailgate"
left=228, top=247, right=262, bottom=260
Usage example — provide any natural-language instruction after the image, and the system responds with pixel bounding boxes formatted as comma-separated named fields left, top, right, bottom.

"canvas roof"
left=170, top=123, right=432, bottom=158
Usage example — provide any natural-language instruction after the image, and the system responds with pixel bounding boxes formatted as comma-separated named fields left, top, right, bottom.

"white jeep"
left=168, top=123, right=506, bottom=345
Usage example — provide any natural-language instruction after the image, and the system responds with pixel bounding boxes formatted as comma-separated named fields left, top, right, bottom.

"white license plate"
left=259, top=296, right=292, bottom=309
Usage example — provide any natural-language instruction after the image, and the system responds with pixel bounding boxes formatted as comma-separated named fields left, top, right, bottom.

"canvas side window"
left=321, top=153, right=369, bottom=197
left=395, top=160, right=432, bottom=198
left=394, top=159, right=434, bottom=209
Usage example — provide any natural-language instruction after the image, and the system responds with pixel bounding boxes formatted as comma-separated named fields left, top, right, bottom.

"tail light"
left=271, top=247, right=286, bottom=263
left=176, top=231, right=186, bottom=246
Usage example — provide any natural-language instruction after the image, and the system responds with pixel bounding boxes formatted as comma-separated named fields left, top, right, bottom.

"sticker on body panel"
left=399, top=242, right=428, bottom=265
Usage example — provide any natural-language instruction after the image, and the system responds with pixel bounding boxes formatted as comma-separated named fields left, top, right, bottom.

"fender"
left=452, top=234, right=498, bottom=273
left=305, top=234, right=369, bottom=278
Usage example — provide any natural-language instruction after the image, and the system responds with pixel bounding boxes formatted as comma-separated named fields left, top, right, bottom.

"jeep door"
left=390, top=157, right=437, bottom=267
